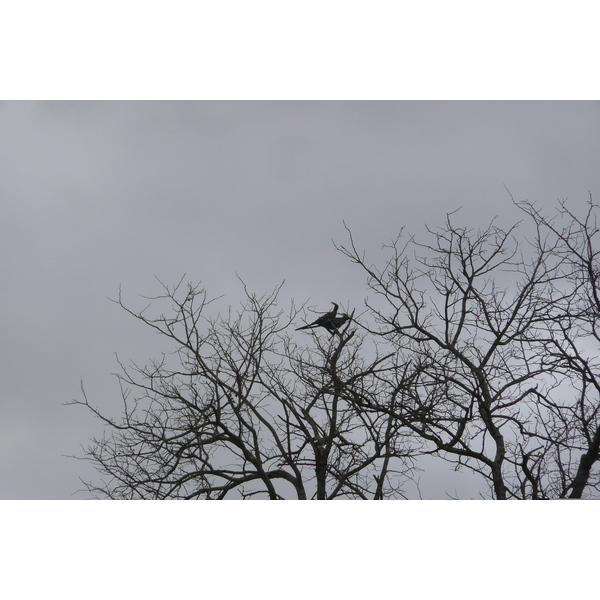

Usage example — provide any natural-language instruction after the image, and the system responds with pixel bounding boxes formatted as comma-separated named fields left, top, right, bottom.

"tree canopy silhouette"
left=72, top=282, right=411, bottom=499
left=73, top=195, right=600, bottom=499
left=336, top=195, right=600, bottom=499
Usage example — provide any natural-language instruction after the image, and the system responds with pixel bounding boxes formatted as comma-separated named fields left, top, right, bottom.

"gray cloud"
left=1, top=100, right=599, bottom=498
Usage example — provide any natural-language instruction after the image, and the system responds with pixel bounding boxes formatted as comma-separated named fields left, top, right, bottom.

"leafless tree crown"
left=73, top=196, right=600, bottom=499
left=336, top=196, right=600, bottom=499
left=71, top=279, right=411, bottom=499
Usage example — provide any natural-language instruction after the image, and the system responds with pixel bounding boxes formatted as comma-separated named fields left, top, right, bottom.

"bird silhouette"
left=323, top=313, right=351, bottom=334
left=296, top=302, right=340, bottom=332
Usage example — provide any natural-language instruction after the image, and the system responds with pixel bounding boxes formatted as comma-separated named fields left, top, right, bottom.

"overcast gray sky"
left=2, top=100, right=600, bottom=499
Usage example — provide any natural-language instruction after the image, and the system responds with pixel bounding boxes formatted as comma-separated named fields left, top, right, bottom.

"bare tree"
left=71, top=278, right=413, bottom=499
left=514, top=196, right=600, bottom=498
left=337, top=198, right=600, bottom=499
left=74, top=196, right=600, bottom=500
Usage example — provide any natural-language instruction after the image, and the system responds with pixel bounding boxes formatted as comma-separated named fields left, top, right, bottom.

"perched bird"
left=323, top=313, right=350, bottom=334
left=296, top=302, right=339, bottom=332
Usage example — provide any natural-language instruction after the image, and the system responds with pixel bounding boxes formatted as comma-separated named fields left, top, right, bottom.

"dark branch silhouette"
left=71, top=196, right=600, bottom=500
left=337, top=196, right=600, bottom=499
left=70, top=283, right=411, bottom=499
